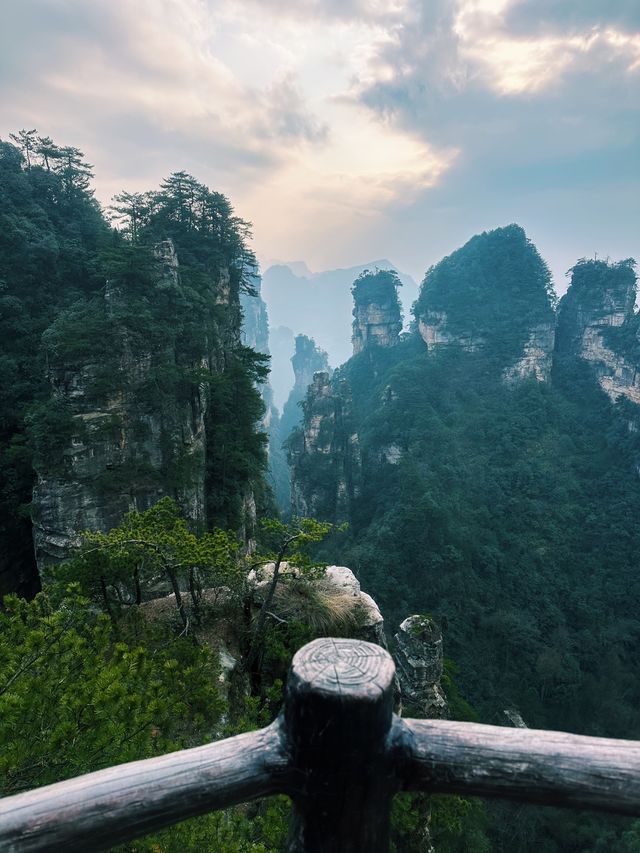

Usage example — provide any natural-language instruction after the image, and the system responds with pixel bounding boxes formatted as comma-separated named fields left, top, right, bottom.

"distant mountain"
left=262, top=260, right=418, bottom=371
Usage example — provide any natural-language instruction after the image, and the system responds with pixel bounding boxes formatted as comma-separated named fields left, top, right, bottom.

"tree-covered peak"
left=351, top=268, right=402, bottom=307
left=291, top=334, right=329, bottom=378
left=556, top=257, right=638, bottom=360
left=414, top=224, right=556, bottom=364
left=110, top=170, right=256, bottom=294
left=562, top=257, right=636, bottom=306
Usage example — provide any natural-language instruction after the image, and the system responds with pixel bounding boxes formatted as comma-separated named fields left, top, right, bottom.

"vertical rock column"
left=394, top=615, right=448, bottom=719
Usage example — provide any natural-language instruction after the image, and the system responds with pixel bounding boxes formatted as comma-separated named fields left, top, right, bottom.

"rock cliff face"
left=240, top=271, right=270, bottom=358
left=240, top=275, right=290, bottom=510
left=502, top=323, right=556, bottom=384
left=287, top=372, right=360, bottom=522
left=352, top=270, right=402, bottom=355
left=32, top=240, right=239, bottom=573
left=418, top=310, right=485, bottom=353
left=556, top=259, right=640, bottom=405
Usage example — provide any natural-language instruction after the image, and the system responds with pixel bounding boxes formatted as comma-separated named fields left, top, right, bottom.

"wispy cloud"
left=1, top=0, right=638, bottom=283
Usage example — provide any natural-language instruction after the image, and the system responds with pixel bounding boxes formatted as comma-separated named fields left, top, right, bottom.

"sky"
left=2, top=0, right=639, bottom=293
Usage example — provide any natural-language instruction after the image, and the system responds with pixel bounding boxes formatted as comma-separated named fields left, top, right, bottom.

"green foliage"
left=59, top=497, right=244, bottom=627
left=0, top=587, right=223, bottom=796
left=206, top=346, right=269, bottom=532
left=109, top=169, right=257, bottom=294
left=122, top=796, right=290, bottom=852
left=414, top=224, right=555, bottom=365
left=302, top=245, right=640, bottom=849
left=391, top=792, right=491, bottom=853
left=24, top=396, right=78, bottom=474
left=564, top=257, right=635, bottom=307
left=0, top=131, right=270, bottom=596
left=352, top=267, right=403, bottom=306
left=256, top=516, right=335, bottom=566
left=245, top=516, right=335, bottom=673
left=0, top=134, right=108, bottom=594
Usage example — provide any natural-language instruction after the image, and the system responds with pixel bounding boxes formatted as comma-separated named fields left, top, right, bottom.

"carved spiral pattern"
left=292, top=638, right=394, bottom=696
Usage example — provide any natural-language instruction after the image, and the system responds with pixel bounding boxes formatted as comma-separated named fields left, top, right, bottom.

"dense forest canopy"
left=0, top=131, right=269, bottom=599
left=414, top=225, right=556, bottom=364
left=352, top=267, right=403, bottom=306
left=295, top=231, right=640, bottom=851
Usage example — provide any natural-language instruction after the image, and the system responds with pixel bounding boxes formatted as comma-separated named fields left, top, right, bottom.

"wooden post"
left=283, top=637, right=398, bottom=852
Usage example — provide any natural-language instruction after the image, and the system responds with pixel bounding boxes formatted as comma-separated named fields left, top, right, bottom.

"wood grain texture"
left=285, top=638, right=398, bottom=853
left=396, top=718, right=640, bottom=815
left=0, top=719, right=291, bottom=852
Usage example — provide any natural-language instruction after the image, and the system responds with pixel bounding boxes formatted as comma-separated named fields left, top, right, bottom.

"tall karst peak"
left=291, top=334, right=330, bottom=391
left=279, top=335, right=331, bottom=441
left=414, top=224, right=556, bottom=381
left=287, top=371, right=360, bottom=523
left=351, top=268, right=403, bottom=356
left=556, top=258, right=639, bottom=405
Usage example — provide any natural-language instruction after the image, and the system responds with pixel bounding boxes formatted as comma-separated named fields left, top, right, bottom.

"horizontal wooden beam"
left=397, top=718, right=640, bottom=815
left=3, top=634, right=640, bottom=853
left=0, top=719, right=291, bottom=853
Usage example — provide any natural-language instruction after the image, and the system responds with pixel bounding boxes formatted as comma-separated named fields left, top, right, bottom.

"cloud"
left=1, top=0, right=332, bottom=196
left=259, top=75, right=329, bottom=143
left=338, top=0, right=639, bottom=282
left=503, top=0, right=640, bottom=37
left=237, top=0, right=407, bottom=24
left=1, top=0, right=637, bottom=287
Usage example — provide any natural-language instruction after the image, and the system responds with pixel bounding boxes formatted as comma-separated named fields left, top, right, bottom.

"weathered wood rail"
left=2, top=638, right=640, bottom=851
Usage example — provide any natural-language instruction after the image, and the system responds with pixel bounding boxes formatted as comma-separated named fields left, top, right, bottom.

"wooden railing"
left=2, top=638, right=640, bottom=852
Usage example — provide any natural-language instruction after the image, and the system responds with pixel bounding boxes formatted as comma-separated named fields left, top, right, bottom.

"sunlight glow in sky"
left=2, top=0, right=639, bottom=289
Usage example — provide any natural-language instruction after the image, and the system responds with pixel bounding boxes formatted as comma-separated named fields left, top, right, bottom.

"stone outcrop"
left=323, top=565, right=385, bottom=646
left=556, top=259, right=640, bottom=405
left=418, top=311, right=485, bottom=353
left=32, top=240, right=239, bottom=574
left=394, top=615, right=448, bottom=719
left=417, top=303, right=555, bottom=384
left=352, top=270, right=402, bottom=355
left=287, top=372, right=361, bottom=523
left=248, top=562, right=385, bottom=646
left=503, top=322, right=556, bottom=384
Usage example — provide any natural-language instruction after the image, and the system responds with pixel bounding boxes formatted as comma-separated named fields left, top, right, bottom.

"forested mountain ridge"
left=0, top=133, right=269, bottom=596
left=289, top=226, right=640, bottom=851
